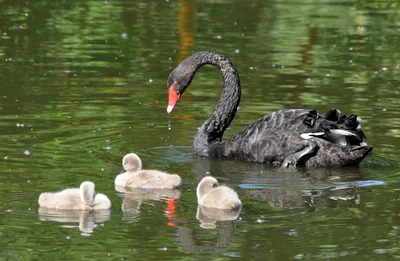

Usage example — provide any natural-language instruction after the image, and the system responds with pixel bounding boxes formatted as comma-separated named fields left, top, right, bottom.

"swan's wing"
left=228, top=108, right=367, bottom=147
left=222, top=129, right=314, bottom=163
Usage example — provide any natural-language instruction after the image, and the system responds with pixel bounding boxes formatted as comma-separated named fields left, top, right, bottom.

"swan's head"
left=167, top=58, right=197, bottom=114
left=80, top=181, right=95, bottom=205
left=121, top=153, right=143, bottom=173
left=196, top=176, right=219, bottom=201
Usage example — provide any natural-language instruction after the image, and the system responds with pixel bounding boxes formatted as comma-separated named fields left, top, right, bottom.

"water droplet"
left=149, top=79, right=153, bottom=83
left=306, top=78, right=311, bottom=83
left=158, top=247, right=168, bottom=251
left=235, top=49, right=240, bottom=53
left=121, top=33, right=128, bottom=39
left=24, top=150, right=30, bottom=156
left=27, top=180, right=30, bottom=183
left=106, top=140, right=110, bottom=143
left=349, top=47, right=353, bottom=51
left=4, top=156, right=8, bottom=160
left=349, top=60, right=353, bottom=63
left=66, top=236, right=71, bottom=240
left=101, top=168, right=105, bottom=171
left=373, top=249, right=388, bottom=254
left=326, top=74, right=330, bottom=77
left=213, top=35, right=222, bottom=39
left=382, top=67, right=388, bottom=71
left=256, top=218, right=267, bottom=223
left=294, top=254, right=305, bottom=259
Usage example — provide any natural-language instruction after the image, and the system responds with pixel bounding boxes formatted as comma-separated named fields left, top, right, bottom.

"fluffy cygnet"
left=115, top=153, right=182, bottom=189
left=38, top=181, right=111, bottom=210
left=196, top=176, right=241, bottom=210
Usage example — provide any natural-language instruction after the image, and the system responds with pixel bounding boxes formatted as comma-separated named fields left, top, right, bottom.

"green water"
left=1, top=0, right=400, bottom=260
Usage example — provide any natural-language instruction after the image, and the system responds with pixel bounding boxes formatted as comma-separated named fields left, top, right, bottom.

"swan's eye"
left=212, top=183, right=218, bottom=188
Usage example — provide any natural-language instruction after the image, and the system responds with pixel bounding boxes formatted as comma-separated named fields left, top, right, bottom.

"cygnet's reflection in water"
left=196, top=205, right=241, bottom=229
left=176, top=219, right=238, bottom=253
left=38, top=207, right=111, bottom=234
left=115, top=185, right=181, bottom=225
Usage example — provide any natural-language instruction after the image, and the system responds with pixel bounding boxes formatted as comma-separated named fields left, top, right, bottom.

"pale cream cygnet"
left=38, top=181, right=111, bottom=210
left=115, top=153, right=182, bottom=189
left=196, top=176, right=241, bottom=210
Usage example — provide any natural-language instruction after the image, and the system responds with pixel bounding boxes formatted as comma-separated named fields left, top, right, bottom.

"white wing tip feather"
left=300, top=132, right=324, bottom=140
left=330, top=129, right=356, bottom=136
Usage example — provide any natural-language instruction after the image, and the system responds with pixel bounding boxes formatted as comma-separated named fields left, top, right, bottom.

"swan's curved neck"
left=190, top=52, right=241, bottom=156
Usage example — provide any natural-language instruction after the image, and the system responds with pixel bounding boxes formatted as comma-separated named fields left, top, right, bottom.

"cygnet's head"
left=196, top=176, right=219, bottom=200
left=122, top=153, right=143, bottom=172
left=80, top=181, right=95, bottom=205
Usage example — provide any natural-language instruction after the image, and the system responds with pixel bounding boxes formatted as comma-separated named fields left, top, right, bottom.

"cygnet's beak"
left=119, top=168, right=126, bottom=174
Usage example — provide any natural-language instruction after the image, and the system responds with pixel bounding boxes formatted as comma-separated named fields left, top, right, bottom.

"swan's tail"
left=166, top=174, right=183, bottom=189
left=304, top=109, right=368, bottom=148
left=93, top=193, right=111, bottom=210
left=223, top=198, right=242, bottom=211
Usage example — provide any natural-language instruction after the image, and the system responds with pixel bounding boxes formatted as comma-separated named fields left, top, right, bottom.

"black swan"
left=166, top=51, right=372, bottom=168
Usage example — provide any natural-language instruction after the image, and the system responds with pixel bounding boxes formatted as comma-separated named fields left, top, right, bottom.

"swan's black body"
left=167, top=51, right=372, bottom=168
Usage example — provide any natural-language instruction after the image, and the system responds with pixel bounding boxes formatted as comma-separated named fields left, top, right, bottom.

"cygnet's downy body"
left=115, top=153, right=182, bottom=189
left=38, top=181, right=111, bottom=210
left=196, top=176, right=241, bottom=210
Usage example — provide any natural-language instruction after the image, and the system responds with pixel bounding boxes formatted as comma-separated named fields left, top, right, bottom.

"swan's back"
left=116, top=169, right=182, bottom=189
left=197, top=176, right=241, bottom=210
left=38, top=181, right=111, bottom=210
left=116, top=153, right=182, bottom=189
left=39, top=188, right=83, bottom=210
left=199, top=186, right=241, bottom=210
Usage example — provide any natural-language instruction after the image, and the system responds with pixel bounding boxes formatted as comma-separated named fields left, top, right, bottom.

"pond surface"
left=1, top=0, right=400, bottom=260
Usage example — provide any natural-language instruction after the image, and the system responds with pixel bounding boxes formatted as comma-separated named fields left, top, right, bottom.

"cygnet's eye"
left=212, top=183, right=218, bottom=188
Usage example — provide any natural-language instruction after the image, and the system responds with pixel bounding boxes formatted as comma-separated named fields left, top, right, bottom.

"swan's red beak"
left=167, top=85, right=180, bottom=114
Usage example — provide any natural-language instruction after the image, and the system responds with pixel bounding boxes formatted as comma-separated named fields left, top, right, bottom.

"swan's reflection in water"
left=192, top=156, right=371, bottom=209
left=115, top=185, right=181, bottom=225
left=196, top=205, right=241, bottom=229
left=38, top=207, right=111, bottom=235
